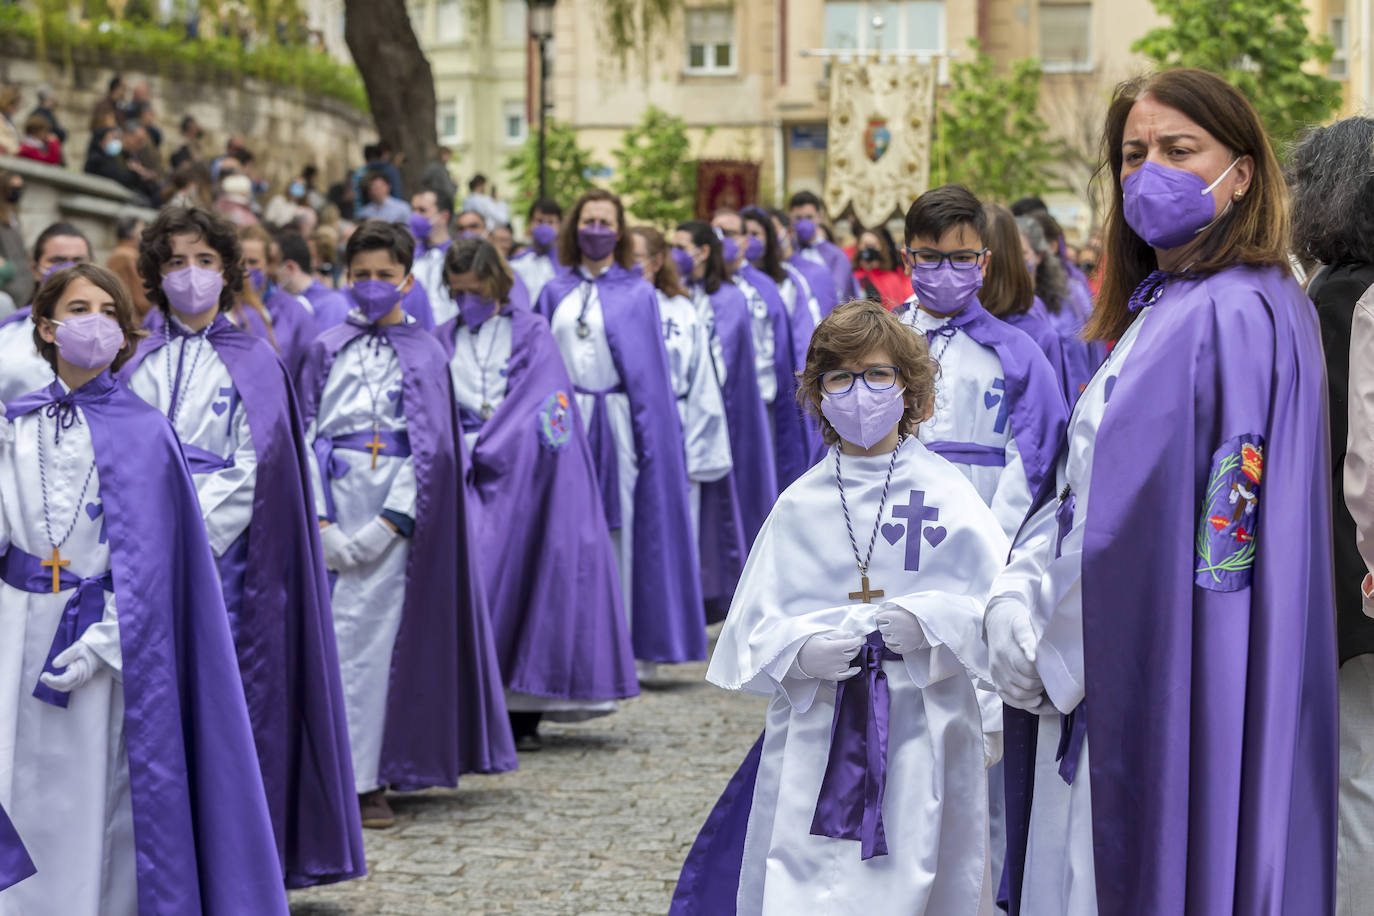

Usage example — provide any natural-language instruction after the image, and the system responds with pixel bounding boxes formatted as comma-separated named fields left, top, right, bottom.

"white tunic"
left=688, top=285, right=729, bottom=388
left=732, top=275, right=778, bottom=405
left=0, top=317, right=54, bottom=405
left=780, top=262, right=823, bottom=328
left=904, top=307, right=1033, bottom=540
left=446, top=313, right=513, bottom=454
left=305, top=329, right=418, bottom=794
left=413, top=245, right=455, bottom=327
left=126, top=323, right=257, bottom=557
left=0, top=391, right=134, bottom=916
left=656, top=290, right=731, bottom=536
left=987, top=306, right=1154, bottom=916
left=709, top=439, right=1008, bottom=916
left=511, top=250, right=558, bottom=307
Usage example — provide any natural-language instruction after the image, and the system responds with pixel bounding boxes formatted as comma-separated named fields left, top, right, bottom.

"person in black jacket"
left=1289, top=115, right=1374, bottom=916
left=83, top=126, right=159, bottom=207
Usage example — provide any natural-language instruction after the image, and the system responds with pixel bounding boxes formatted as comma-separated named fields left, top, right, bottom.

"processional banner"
left=824, top=58, right=937, bottom=228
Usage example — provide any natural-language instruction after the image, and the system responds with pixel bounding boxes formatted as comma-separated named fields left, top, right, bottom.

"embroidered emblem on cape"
left=537, top=390, right=573, bottom=452
left=1195, top=435, right=1264, bottom=592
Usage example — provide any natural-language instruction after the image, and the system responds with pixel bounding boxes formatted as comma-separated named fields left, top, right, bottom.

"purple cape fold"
left=299, top=320, right=517, bottom=782
left=118, top=317, right=366, bottom=888
left=946, top=298, right=1067, bottom=496
left=669, top=733, right=764, bottom=915
left=508, top=273, right=531, bottom=311
left=263, top=287, right=317, bottom=380
left=303, top=280, right=352, bottom=332
left=435, top=308, right=638, bottom=701
left=1003, top=298, right=1081, bottom=410
left=401, top=280, right=436, bottom=329
left=789, top=253, right=840, bottom=317
left=1002, top=265, right=1338, bottom=915
left=536, top=265, right=706, bottom=663
left=0, top=802, right=34, bottom=892
left=740, top=265, right=811, bottom=489
left=0, top=306, right=29, bottom=328
left=5, top=373, right=289, bottom=914
left=813, top=239, right=861, bottom=302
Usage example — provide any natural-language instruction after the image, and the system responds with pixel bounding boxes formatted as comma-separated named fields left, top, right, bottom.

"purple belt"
left=181, top=442, right=235, bottom=474
left=0, top=546, right=113, bottom=708
left=924, top=440, right=1006, bottom=468
left=458, top=406, right=486, bottom=433
left=574, top=383, right=625, bottom=530
left=1057, top=701, right=1087, bottom=784
left=810, top=631, right=901, bottom=859
left=312, top=429, right=412, bottom=521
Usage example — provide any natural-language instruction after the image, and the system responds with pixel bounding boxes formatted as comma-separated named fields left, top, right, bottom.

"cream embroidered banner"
left=824, top=59, right=937, bottom=228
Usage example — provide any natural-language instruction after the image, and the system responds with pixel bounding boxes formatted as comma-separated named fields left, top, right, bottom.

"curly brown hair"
left=798, top=299, right=936, bottom=446
left=137, top=206, right=243, bottom=315
left=31, top=263, right=144, bottom=373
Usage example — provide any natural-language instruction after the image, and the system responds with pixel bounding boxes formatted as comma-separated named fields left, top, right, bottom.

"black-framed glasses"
left=906, top=247, right=988, bottom=271
left=821, top=365, right=901, bottom=394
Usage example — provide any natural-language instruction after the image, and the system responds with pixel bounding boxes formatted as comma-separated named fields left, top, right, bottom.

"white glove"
left=320, top=524, right=354, bottom=571
left=796, top=632, right=865, bottom=681
left=985, top=597, right=1044, bottom=710
left=347, top=517, right=399, bottom=567
left=875, top=607, right=928, bottom=654
left=39, top=642, right=102, bottom=693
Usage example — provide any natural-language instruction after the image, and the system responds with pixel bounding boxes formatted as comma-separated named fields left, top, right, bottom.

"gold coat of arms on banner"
left=825, top=59, right=937, bottom=228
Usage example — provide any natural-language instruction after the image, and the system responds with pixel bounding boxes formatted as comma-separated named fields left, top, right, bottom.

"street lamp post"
left=528, top=0, right=556, bottom=202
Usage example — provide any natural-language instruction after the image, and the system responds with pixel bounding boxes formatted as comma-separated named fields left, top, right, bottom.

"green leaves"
left=1133, top=0, right=1341, bottom=150
left=502, top=120, right=605, bottom=215
left=932, top=40, right=1062, bottom=202
left=611, top=106, right=699, bottom=228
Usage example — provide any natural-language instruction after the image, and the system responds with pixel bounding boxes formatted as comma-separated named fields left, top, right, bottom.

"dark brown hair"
left=138, top=206, right=243, bottom=314
left=443, top=237, right=515, bottom=306
left=557, top=189, right=634, bottom=270
left=630, top=226, right=686, bottom=299
left=32, top=263, right=143, bottom=372
left=798, top=299, right=936, bottom=446
left=1088, top=69, right=1290, bottom=341
left=344, top=219, right=415, bottom=272
left=980, top=204, right=1036, bottom=318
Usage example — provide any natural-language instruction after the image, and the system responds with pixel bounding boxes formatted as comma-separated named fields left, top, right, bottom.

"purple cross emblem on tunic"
left=891, top=489, right=942, bottom=572
left=662, top=317, right=680, bottom=340
left=985, top=378, right=1008, bottom=434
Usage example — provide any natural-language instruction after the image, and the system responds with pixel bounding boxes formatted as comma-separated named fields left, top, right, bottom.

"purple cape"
left=401, top=280, right=436, bottom=330
left=669, top=733, right=764, bottom=914
left=810, top=239, right=861, bottom=303
left=0, top=306, right=28, bottom=328
left=1004, top=298, right=1081, bottom=410
left=5, top=373, right=289, bottom=913
left=0, top=802, right=34, bottom=892
left=299, top=320, right=517, bottom=784
left=303, top=280, right=352, bottom=332
left=435, top=308, right=638, bottom=700
left=508, top=273, right=531, bottom=311
left=263, top=287, right=317, bottom=380
left=1003, top=265, right=1338, bottom=915
left=946, top=298, right=1067, bottom=497
left=536, top=265, right=706, bottom=662
left=739, top=264, right=811, bottom=489
left=789, top=252, right=840, bottom=317
left=118, top=317, right=365, bottom=888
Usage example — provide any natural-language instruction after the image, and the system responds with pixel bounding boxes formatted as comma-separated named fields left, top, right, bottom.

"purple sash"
left=181, top=442, right=235, bottom=474
left=0, top=801, right=34, bottom=891
left=924, top=440, right=1006, bottom=468
left=809, top=631, right=901, bottom=859
left=0, top=545, right=113, bottom=708
left=1057, top=701, right=1087, bottom=785
left=574, top=382, right=625, bottom=530
left=311, top=429, right=413, bottom=521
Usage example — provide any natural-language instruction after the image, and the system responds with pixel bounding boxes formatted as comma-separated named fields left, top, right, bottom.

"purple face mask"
left=910, top=262, right=984, bottom=316
left=794, top=218, right=818, bottom=247
left=408, top=213, right=433, bottom=243
left=161, top=265, right=225, bottom=315
left=52, top=313, right=126, bottom=369
left=720, top=236, right=739, bottom=266
left=578, top=225, right=619, bottom=262
left=531, top=223, right=558, bottom=251
left=350, top=278, right=406, bottom=322
left=41, top=260, right=75, bottom=282
left=1122, top=158, right=1239, bottom=250
left=821, top=383, right=906, bottom=449
left=670, top=247, right=695, bottom=279
left=453, top=291, right=497, bottom=329
left=744, top=235, right=764, bottom=263
left=247, top=267, right=266, bottom=294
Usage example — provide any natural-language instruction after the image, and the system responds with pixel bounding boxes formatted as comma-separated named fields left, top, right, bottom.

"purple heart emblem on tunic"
left=881, top=523, right=905, bottom=545
left=922, top=526, right=947, bottom=547
left=1104, top=375, right=1118, bottom=403
left=85, top=502, right=102, bottom=520
left=212, top=401, right=227, bottom=416
left=387, top=389, right=401, bottom=401
left=984, top=391, right=1002, bottom=409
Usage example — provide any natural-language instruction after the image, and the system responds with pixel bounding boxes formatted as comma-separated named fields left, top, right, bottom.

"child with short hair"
left=674, top=300, right=1008, bottom=915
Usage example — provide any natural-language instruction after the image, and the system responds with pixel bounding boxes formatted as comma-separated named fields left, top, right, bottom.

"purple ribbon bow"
left=810, top=631, right=901, bottom=859
left=42, top=396, right=80, bottom=444
left=1126, top=269, right=1172, bottom=312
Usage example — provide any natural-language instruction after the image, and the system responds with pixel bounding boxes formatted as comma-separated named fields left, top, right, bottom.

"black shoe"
left=515, top=732, right=543, bottom=753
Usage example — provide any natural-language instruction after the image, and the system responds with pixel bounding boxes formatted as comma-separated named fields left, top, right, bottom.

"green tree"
left=503, top=120, right=605, bottom=214
left=611, top=106, right=698, bottom=227
left=1133, top=0, right=1341, bottom=148
left=932, top=41, right=1061, bottom=202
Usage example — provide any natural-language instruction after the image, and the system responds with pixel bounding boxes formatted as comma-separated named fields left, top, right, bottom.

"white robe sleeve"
left=683, top=319, right=732, bottom=484
left=195, top=404, right=258, bottom=556
left=988, top=435, right=1034, bottom=541
left=305, top=417, right=327, bottom=520
left=988, top=495, right=1056, bottom=611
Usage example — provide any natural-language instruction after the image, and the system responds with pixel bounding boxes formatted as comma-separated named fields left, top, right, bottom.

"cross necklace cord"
left=462, top=316, right=506, bottom=421
left=36, top=407, right=99, bottom=593
left=164, top=329, right=208, bottom=434
left=835, top=436, right=905, bottom=604
left=353, top=336, right=396, bottom=469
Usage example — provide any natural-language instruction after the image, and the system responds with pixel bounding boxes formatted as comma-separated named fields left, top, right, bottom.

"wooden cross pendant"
left=849, top=575, right=884, bottom=604
left=42, top=546, right=69, bottom=594
left=366, top=432, right=387, bottom=469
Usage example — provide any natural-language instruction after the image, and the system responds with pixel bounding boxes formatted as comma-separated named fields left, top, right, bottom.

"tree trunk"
left=344, top=0, right=437, bottom=197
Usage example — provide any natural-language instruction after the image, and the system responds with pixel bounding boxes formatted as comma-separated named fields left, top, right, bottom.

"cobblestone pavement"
left=289, top=639, right=764, bottom=916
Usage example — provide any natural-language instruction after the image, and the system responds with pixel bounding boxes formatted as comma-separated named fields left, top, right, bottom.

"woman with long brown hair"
left=990, top=69, right=1336, bottom=915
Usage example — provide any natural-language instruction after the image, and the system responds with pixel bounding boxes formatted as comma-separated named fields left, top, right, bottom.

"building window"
left=502, top=0, right=527, bottom=42
left=1039, top=1, right=1092, bottom=72
left=685, top=7, right=736, bottom=75
left=503, top=101, right=527, bottom=145
left=822, top=1, right=943, bottom=55
left=437, top=100, right=459, bottom=143
left=1331, top=16, right=1349, bottom=79
left=436, top=0, right=462, bottom=41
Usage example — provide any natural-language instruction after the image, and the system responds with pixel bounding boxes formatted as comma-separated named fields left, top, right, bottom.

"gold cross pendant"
left=849, top=575, right=884, bottom=604
left=42, top=546, right=70, bottom=594
left=366, top=432, right=387, bottom=469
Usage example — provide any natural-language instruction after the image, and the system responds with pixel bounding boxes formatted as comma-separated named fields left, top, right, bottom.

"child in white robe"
left=677, top=300, right=1008, bottom=916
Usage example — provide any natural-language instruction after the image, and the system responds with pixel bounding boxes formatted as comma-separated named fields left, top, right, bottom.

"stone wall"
left=0, top=51, right=376, bottom=198
left=0, top=153, right=157, bottom=262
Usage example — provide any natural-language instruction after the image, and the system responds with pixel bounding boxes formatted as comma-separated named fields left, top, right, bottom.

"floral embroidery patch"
left=1195, top=435, right=1264, bottom=592
left=537, top=390, right=573, bottom=452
